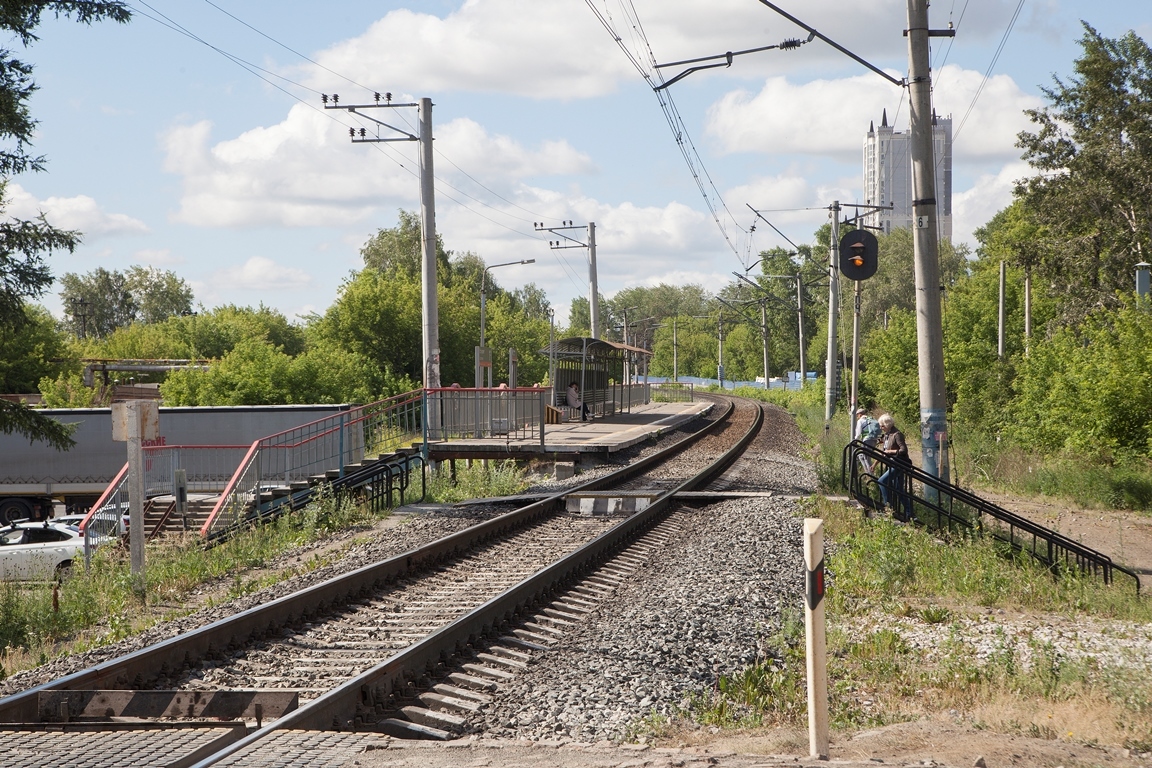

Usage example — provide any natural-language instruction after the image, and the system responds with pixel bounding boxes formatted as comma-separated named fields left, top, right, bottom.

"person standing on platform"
left=566, top=381, right=591, bottom=422
left=877, top=413, right=912, bottom=520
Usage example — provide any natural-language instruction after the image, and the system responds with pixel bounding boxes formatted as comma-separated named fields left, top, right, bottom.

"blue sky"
left=10, top=1, right=1149, bottom=326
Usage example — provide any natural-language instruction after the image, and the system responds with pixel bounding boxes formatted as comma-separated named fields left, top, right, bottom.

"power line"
left=132, top=2, right=564, bottom=257
left=953, top=0, right=1026, bottom=142
left=584, top=0, right=745, bottom=260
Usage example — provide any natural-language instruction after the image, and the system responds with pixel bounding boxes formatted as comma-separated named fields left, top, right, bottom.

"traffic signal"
left=838, top=230, right=878, bottom=281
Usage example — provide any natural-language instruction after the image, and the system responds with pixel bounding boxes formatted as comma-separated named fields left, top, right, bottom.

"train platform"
left=425, top=400, right=712, bottom=461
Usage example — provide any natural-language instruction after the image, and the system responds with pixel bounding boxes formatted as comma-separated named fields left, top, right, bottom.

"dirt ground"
left=976, top=491, right=1152, bottom=590
left=348, top=720, right=1149, bottom=768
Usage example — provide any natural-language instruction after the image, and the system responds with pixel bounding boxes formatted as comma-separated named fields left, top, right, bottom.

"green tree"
left=0, top=303, right=66, bottom=394
left=360, top=209, right=450, bottom=278
left=1015, top=24, right=1152, bottom=320
left=125, top=265, right=193, bottom=324
left=59, top=267, right=138, bottom=338
left=0, top=1, right=129, bottom=447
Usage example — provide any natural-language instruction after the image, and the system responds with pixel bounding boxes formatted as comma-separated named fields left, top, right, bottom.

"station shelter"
left=545, top=337, right=653, bottom=419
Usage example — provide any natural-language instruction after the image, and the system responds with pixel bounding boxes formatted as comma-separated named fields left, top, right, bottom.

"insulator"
left=374, top=92, right=381, bottom=103
left=321, top=94, right=328, bottom=104
left=349, top=128, right=355, bottom=138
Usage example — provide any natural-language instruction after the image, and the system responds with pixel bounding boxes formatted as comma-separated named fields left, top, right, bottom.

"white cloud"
left=162, top=108, right=592, bottom=229
left=1, top=183, right=148, bottom=237
left=952, top=161, right=1031, bottom=247
left=296, top=1, right=1029, bottom=100
left=213, top=256, right=312, bottom=291
left=705, top=64, right=1039, bottom=165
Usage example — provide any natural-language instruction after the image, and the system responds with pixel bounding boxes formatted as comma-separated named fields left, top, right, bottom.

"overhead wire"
left=584, top=0, right=745, bottom=263
left=953, top=0, right=1026, bottom=142
left=143, top=1, right=584, bottom=291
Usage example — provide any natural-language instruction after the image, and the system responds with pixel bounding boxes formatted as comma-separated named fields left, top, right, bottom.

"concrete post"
left=418, top=97, right=441, bottom=390
left=906, top=0, right=949, bottom=481
left=825, top=203, right=840, bottom=419
left=804, top=518, right=829, bottom=759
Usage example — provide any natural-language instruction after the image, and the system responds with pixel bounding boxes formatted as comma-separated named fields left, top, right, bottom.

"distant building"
left=862, top=109, right=953, bottom=241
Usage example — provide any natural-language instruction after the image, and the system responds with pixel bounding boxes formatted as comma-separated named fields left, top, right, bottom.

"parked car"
left=53, top=505, right=130, bottom=539
left=0, top=521, right=87, bottom=581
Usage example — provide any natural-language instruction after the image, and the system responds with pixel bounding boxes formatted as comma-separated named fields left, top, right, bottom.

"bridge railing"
left=201, top=390, right=425, bottom=538
left=843, top=440, right=1140, bottom=592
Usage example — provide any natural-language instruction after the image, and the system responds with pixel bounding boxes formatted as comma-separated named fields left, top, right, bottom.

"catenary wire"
left=585, top=0, right=745, bottom=263
left=953, top=0, right=1026, bottom=142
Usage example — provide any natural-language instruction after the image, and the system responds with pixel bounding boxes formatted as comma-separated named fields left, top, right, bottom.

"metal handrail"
left=843, top=440, right=1140, bottom=592
left=199, top=440, right=262, bottom=537
left=78, top=462, right=129, bottom=536
left=201, top=390, right=425, bottom=538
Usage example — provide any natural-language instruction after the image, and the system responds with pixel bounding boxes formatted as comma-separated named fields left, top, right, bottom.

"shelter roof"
left=544, top=337, right=652, bottom=358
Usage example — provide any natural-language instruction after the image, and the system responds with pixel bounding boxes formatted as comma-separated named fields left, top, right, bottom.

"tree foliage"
left=1015, top=23, right=1152, bottom=320
left=0, top=1, right=129, bottom=447
left=59, top=265, right=193, bottom=337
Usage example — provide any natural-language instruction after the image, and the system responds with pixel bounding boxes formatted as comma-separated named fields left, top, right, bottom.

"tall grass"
left=425, top=459, right=529, bottom=503
left=0, top=485, right=382, bottom=679
left=954, top=430, right=1152, bottom=512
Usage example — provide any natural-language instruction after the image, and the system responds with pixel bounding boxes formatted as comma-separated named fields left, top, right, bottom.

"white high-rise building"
left=862, top=109, right=953, bottom=241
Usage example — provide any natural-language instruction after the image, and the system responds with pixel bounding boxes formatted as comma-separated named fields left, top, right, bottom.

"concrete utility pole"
left=323, top=92, right=440, bottom=388
left=536, top=220, right=600, bottom=338
left=418, top=98, right=441, bottom=389
left=824, top=203, right=840, bottom=421
left=906, top=0, right=949, bottom=481
left=588, top=222, right=601, bottom=340
left=998, top=261, right=1006, bottom=359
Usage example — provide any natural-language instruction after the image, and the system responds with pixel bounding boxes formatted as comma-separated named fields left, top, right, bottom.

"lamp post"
left=478, top=259, right=534, bottom=387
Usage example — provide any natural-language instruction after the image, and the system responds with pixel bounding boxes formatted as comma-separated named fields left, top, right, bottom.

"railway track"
left=0, top=395, right=764, bottom=767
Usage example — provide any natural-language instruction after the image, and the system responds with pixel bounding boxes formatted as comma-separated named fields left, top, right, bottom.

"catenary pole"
left=797, top=273, right=806, bottom=386
left=418, top=97, right=441, bottom=390
left=588, top=222, right=601, bottom=339
left=998, top=261, right=1006, bottom=359
left=906, top=0, right=948, bottom=481
left=824, top=203, right=840, bottom=420
left=761, top=301, right=770, bottom=387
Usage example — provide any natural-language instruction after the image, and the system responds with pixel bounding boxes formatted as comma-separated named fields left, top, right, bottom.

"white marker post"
left=112, top=400, right=159, bottom=595
left=804, top=517, right=829, bottom=759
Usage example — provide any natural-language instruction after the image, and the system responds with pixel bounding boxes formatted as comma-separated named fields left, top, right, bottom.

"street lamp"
left=477, top=259, right=534, bottom=387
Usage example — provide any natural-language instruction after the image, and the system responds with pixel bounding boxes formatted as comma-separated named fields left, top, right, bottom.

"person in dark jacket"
left=877, top=413, right=912, bottom=519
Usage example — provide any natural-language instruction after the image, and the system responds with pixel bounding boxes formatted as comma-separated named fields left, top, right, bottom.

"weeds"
left=0, top=486, right=389, bottom=679
left=425, top=459, right=529, bottom=503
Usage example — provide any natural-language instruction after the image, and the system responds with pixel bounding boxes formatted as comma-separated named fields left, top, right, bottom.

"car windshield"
left=1, top=529, right=26, bottom=546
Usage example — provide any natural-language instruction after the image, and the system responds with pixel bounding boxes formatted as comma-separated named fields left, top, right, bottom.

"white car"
left=0, top=522, right=87, bottom=581
left=53, top=506, right=130, bottom=539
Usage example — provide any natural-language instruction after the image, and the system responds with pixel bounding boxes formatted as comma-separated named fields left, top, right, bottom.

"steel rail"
left=0, top=399, right=734, bottom=725
left=187, top=398, right=763, bottom=765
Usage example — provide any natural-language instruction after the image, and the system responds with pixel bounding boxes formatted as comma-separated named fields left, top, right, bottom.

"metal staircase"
left=843, top=440, right=1140, bottom=592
